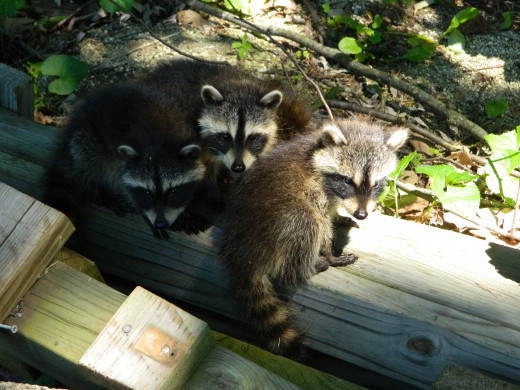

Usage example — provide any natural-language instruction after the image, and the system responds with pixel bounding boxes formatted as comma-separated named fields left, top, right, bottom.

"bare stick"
left=189, top=0, right=488, bottom=142
left=105, top=0, right=228, bottom=66
left=188, top=0, right=334, bottom=122
left=50, top=0, right=97, bottom=32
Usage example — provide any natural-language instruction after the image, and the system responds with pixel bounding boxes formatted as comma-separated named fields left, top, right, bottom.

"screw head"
left=122, top=324, right=132, bottom=333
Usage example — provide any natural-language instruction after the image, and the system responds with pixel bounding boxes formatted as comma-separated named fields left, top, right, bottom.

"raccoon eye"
left=144, top=189, right=153, bottom=197
left=219, top=133, right=231, bottom=141
left=344, top=177, right=354, bottom=185
left=248, top=134, right=259, bottom=142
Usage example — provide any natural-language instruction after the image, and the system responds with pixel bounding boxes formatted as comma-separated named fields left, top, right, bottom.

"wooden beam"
left=79, top=287, right=215, bottom=390
left=0, top=64, right=33, bottom=120
left=0, top=260, right=356, bottom=390
left=1, top=108, right=520, bottom=388
left=0, top=182, right=74, bottom=323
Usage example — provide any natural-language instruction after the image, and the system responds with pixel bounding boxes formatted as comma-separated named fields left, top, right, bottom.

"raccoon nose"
left=154, top=217, right=169, bottom=229
left=353, top=210, right=368, bottom=220
left=231, top=162, right=245, bottom=173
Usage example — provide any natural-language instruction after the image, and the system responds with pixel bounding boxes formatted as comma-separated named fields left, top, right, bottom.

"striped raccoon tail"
left=233, top=274, right=307, bottom=359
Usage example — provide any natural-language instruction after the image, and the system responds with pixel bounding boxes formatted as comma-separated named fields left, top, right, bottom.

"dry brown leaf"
left=449, top=146, right=478, bottom=167
left=409, top=138, right=432, bottom=155
left=177, top=10, right=212, bottom=31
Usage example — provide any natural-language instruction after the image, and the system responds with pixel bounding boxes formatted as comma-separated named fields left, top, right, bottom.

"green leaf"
left=390, top=151, right=417, bottom=181
left=238, top=47, right=245, bottom=59
left=400, top=43, right=434, bottom=62
left=415, top=164, right=455, bottom=179
left=99, top=0, right=133, bottom=13
left=371, top=14, right=383, bottom=29
left=485, top=99, right=508, bottom=118
left=243, top=41, right=252, bottom=50
left=441, top=182, right=480, bottom=217
left=485, top=129, right=520, bottom=152
left=447, top=28, right=465, bottom=53
left=41, top=55, right=89, bottom=95
left=0, top=0, right=25, bottom=17
left=368, top=30, right=382, bottom=44
left=408, top=34, right=436, bottom=46
left=439, top=7, right=478, bottom=40
left=338, top=37, right=363, bottom=54
left=485, top=156, right=519, bottom=202
left=445, top=171, right=478, bottom=185
left=231, top=42, right=242, bottom=48
left=322, top=3, right=331, bottom=13
left=354, top=52, right=374, bottom=62
left=430, top=174, right=447, bottom=199
left=500, top=12, right=511, bottom=30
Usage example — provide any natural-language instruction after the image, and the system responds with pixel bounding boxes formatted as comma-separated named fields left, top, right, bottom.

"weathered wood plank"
left=212, top=331, right=364, bottom=390
left=0, top=260, right=353, bottom=390
left=184, top=345, right=302, bottom=390
left=0, top=64, right=33, bottom=120
left=1, top=108, right=520, bottom=388
left=80, top=287, right=215, bottom=390
left=0, top=182, right=74, bottom=323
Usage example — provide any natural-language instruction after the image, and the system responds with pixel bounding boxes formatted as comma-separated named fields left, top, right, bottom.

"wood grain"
left=0, top=182, right=74, bottom=322
left=79, top=287, right=215, bottom=390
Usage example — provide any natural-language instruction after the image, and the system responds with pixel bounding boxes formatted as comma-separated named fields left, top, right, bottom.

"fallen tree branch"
left=189, top=0, right=489, bottom=142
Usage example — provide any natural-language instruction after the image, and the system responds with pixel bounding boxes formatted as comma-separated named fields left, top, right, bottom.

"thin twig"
left=49, top=0, right=97, bottom=32
left=190, top=0, right=489, bottom=142
left=105, top=0, right=228, bottom=66
left=422, top=157, right=473, bottom=172
left=189, top=0, right=335, bottom=122
left=301, top=0, right=326, bottom=44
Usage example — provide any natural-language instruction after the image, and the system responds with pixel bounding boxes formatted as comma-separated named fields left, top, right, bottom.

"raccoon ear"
left=318, top=125, right=347, bottom=148
left=385, top=128, right=409, bottom=151
left=117, top=145, right=138, bottom=159
left=201, top=85, right=224, bottom=105
left=258, top=90, right=283, bottom=109
left=179, top=144, right=201, bottom=160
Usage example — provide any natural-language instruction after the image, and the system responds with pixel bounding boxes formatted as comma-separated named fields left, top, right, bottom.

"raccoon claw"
left=170, top=212, right=211, bottom=235
left=329, top=253, right=358, bottom=267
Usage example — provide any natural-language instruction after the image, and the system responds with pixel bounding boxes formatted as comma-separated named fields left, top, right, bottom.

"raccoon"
left=220, top=118, right=408, bottom=357
left=46, top=82, right=205, bottom=239
left=143, top=58, right=313, bottom=179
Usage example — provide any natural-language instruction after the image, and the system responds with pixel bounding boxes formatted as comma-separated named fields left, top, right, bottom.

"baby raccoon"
left=46, top=83, right=205, bottom=239
left=220, top=118, right=408, bottom=358
left=143, top=58, right=313, bottom=179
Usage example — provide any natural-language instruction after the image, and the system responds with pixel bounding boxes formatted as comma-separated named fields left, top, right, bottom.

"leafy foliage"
left=231, top=33, right=253, bottom=59
left=415, top=165, right=480, bottom=217
left=40, top=55, right=90, bottom=95
left=438, top=7, right=479, bottom=53
left=484, top=127, right=520, bottom=206
left=485, top=99, right=508, bottom=118
left=99, top=0, right=133, bottom=13
left=0, top=0, right=25, bottom=18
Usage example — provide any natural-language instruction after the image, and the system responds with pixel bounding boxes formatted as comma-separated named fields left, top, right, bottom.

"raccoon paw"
left=152, top=227, right=169, bottom=240
left=329, top=253, right=358, bottom=267
left=170, top=213, right=211, bottom=235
